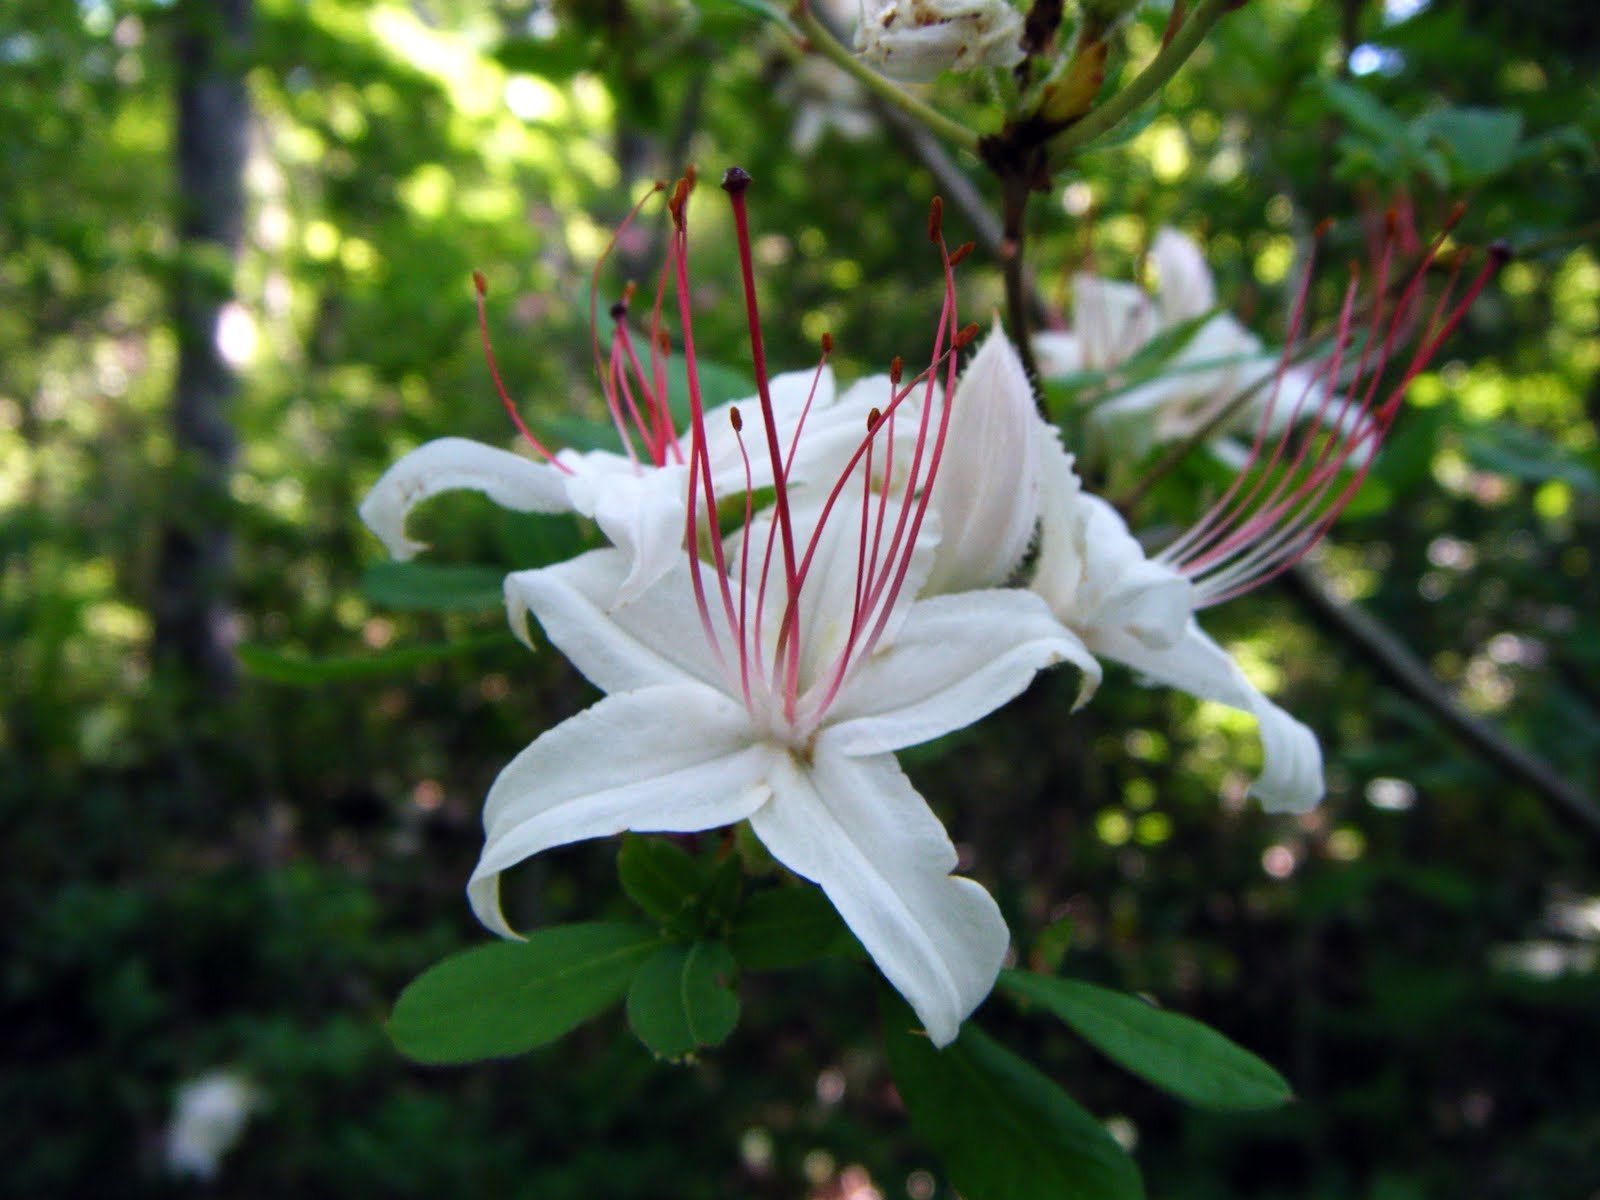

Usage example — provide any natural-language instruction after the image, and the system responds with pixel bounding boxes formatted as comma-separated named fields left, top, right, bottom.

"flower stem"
left=792, top=4, right=981, bottom=155
left=1046, top=0, right=1230, bottom=167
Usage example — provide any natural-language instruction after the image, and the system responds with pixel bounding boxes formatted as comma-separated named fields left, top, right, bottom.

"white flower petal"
left=557, top=453, right=691, bottom=604
left=823, top=588, right=1098, bottom=755
left=1151, top=227, right=1217, bottom=324
left=469, top=684, right=774, bottom=937
left=1073, top=274, right=1157, bottom=370
left=504, top=549, right=734, bottom=694
left=751, top=749, right=1007, bottom=1046
left=1033, top=330, right=1084, bottom=379
left=359, top=437, right=569, bottom=559
left=1032, top=442, right=1193, bottom=649
left=927, top=324, right=1043, bottom=594
left=855, top=0, right=1025, bottom=82
left=1094, top=620, right=1325, bottom=813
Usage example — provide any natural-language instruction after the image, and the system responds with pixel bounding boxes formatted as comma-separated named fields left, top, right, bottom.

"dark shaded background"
left=3, top=0, right=1597, bottom=1196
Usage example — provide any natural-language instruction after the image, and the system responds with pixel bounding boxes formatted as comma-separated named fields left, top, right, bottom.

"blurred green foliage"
left=2, top=0, right=1597, bottom=1196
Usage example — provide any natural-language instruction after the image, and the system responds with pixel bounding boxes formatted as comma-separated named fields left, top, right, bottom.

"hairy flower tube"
left=470, top=174, right=1095, bottom=1045
left=1034, top=217, right=1508, bottom=811
left=854, top=0, right=1026, bottom=82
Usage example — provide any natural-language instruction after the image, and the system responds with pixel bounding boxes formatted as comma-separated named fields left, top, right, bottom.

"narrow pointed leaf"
left=388, top=923, right=660, bottom=1064
left=729, top=886, right=858, bottom=970
left=882, top=996, right=1144, bottom=1200
left=626, top=941, right=740, bottom=1060
left=239, top=632, right=508, bottom=686
left=362, top=562, right=507, bottom=612
left=1000, top=971, right=1293, bottom=1112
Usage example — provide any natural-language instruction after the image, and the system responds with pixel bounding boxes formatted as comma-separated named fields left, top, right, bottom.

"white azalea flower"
left=854, top=0, right=1026, bottom=82
left=1032, top=227, right=1507, bottom=810
left=1033, top=441, right=1323, bottom=812
left=1037, top=227, right=1332, bottom=464
left=165, top=1070, right=260, bottom=1182
left=467, top=184, right=1096, bottom=1045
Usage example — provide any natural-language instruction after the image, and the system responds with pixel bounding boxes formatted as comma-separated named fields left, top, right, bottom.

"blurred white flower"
left=854, top=0, right=1025, bottom=82
left=165, top=1070, right=260, bottom=1182
left=780, top=57, right=876, bottom=155
left=1037, top=228, right=1338, bottom=467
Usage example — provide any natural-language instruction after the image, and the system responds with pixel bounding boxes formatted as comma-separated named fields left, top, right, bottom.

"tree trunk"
left=154, top=0, right=252, bottom=696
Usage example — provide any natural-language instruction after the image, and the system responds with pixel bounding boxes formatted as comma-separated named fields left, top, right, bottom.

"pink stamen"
left=1162, top=214, right=1506, bottom=605
left=471, top=271, right=572, bottom=471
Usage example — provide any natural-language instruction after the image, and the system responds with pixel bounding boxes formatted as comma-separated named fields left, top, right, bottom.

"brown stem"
left=1001, top=174, right=1043, bottom=388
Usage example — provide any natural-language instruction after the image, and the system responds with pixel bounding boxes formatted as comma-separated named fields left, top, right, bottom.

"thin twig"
left=1281, top=563, right=1600, bottom=838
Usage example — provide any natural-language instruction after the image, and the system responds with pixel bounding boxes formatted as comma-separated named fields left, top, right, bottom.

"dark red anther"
left=1385, top=207, right=1399, bottom=237
left=954, top=321, right=981, bottom=348
left=889, top=356, right=904, bottom=385
left=656, top=328, right=672, bottom=355
left=820, top=331, right=834, bottom=355
left=949, top=241, right=975, bottom=267
left=730, top=405, right=743, bottom=433
left=1488, top=239, right=1513, bottom=264
left=472, top=269, right=488, bottom=295
left=608, top=299, right=627, bottom=320
left=721, top=166, right=752, bottom=195
left=928, top=196, right=943, bottom=244
left=866, top=406, right=882, bottom=433
left=1313, top=217, right=1335, bottom=240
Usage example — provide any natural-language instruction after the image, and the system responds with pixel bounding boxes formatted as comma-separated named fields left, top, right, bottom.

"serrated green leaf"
left=362, top=562, right=507, bottom=612
left=238, top=632, right=508, bottom=686
left=388, top=924, right=660, bottom=1064
left=626, top=941, right=740, bottom=1059
left=882, top=996, right=1144, bottom=1200
left=618, top=836, right=711, bottom=936
left=999, top=971, right=1293, bottom=1112
left=728, top=886, right=858, bottom=970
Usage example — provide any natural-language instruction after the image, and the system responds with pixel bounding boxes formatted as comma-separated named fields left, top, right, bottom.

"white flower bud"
left=165, top=1070, right=260, bottom=1181
left=854, top=0, right=1026, bottom=83
left=926, top=321, right=1043, bottom=593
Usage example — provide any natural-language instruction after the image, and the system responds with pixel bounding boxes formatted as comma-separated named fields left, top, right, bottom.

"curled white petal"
left=751, top=749, right=1008, bottom=1047
left=1091, top=620, right=1325, bottom=813
left=468, top=684, right=775, bottom=937
left=358, top=437, right=569, bottom=559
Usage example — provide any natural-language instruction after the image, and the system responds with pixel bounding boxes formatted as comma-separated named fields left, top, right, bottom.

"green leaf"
left=1412, top=107, right=1523, bottom=185
left=1318, top=79, right=1408, bottom=143
left=728, top=886, right=858, bottom=970
left=882, top=997, right=1144, bottom=1200
left=999, top=971, right=1293, bottom=1112
left=238, top=632, right=508, bottom=686
left=617, top=836, right=711, bottom=936
left=1462, top=424, right=1600, bottom=495
left=388, top=923, right=661, bottom=1064
left=625, top=941, right=740, bottom=1059
left=361, top=562, right=507, bottom=612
